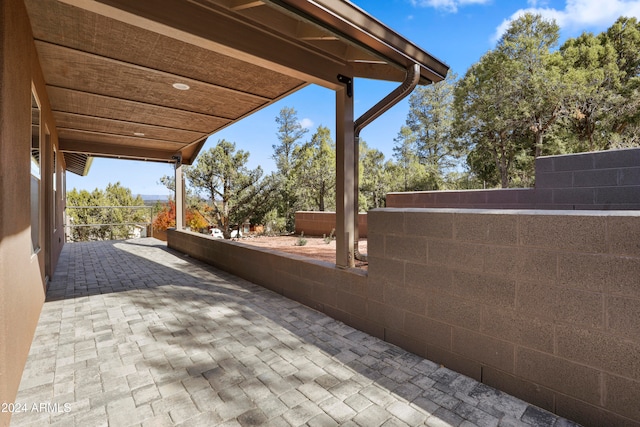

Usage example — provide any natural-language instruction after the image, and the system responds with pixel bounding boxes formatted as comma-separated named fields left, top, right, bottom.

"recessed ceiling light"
left=172, top=83, right=190, bottom=90
left=133, top=132, right=145, bottom=137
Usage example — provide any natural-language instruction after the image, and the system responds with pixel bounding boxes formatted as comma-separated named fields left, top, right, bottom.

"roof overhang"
left=25, top=0, right=449, bottom=171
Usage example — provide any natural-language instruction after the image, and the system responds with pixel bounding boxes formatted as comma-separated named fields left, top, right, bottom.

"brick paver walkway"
left=12, top=239, right=579, bottom=426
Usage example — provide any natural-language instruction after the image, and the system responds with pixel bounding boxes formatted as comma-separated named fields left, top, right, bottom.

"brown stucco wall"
left=0, top=1, right=64, bottom=424
left=170, top=207, right=640, bottom=427
left=295, top=211, right=368, bottom=238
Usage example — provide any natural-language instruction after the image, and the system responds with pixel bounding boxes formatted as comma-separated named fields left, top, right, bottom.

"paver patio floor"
left=12, top=238, right=579, bottom=427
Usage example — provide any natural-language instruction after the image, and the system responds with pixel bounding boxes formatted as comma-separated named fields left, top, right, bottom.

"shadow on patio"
left=12, top=238, right=578, bottom=426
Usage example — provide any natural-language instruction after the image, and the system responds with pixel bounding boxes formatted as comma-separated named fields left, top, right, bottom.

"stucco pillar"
left=335, top=80, right=355, bottom=268
left=175, top=161, right=185, bottom=231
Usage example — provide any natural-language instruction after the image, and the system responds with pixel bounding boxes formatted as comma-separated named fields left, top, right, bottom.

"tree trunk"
left=535, top=131, right=544, bottom=158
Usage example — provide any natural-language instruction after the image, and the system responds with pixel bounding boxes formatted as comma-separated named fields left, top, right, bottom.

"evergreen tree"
left=272, top=107, right=308, bottom=231
left=294, top=125, right=336, bottom=211
left=66, top=182, right=147, bottom=241
left=499, top=14, right=566, bottom=159
left=560, top=31, right=622, bottom=151
left=605, top=17, right=640, bottom=146
left=359, top=141, right=391, bottom=210
left=186, top=140, right=276, bottom=238
left=406, top=71, right=458, bottom=183
left=454, top=48, right=524, bottom=188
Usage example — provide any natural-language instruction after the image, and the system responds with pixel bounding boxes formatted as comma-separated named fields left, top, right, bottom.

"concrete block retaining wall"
left=167, top=229, right=368, bottom=328
left=535, top=148, right=640, bottom=210
left=367, top=208, right=640, bottom=427
left=168, top=207, right=640, bottom=426
left=387, top=148, right=640, bottom=210
left=295, top=211, right=368, bottom=238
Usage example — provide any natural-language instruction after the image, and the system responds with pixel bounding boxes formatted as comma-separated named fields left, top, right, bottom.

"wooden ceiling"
left=25, top=0, right=448, bottom=174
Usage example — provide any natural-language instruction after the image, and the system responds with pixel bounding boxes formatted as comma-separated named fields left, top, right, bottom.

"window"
left=31, top=90, right=41, bottom=254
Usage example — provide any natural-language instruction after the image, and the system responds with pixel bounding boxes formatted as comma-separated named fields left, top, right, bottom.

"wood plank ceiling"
left=25, top=0, right=448, bottom=175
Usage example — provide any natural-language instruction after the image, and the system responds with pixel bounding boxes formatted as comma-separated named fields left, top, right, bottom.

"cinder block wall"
left=367, top=208, right=640, bottom=426
left=295, top=211, right=368, bottom=238
left=167, top=229, right=368, bottom=328
left=386, top=188, right=537, bottom=209
left=387, top=148, right=640, bottom=210
left=169, top=206, right=640, bottom=426
left=536, top=148, right=640, bottom=210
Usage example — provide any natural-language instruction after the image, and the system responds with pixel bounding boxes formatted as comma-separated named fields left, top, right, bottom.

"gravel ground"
left=238, top=235, right=368, bottom=269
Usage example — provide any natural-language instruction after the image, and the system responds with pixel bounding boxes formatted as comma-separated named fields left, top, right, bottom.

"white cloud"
left=493, top=0, right=640, bottom=42
left=527, top=0, right=550, bottom=6
left=299, top=118, right=314, bottom=129
left=410, top=0, right=491, bottom=13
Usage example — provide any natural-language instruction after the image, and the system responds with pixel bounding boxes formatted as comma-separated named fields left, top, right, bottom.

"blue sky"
left=67, top=0, right=640, bottom=196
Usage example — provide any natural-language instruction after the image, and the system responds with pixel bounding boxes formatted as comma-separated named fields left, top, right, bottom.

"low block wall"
left=168, top=207, right=640, bottom=426
left=535, top=148, right=640, bottom=210
left=152, top=228, right=168, bottom=242
left=167, top=229, right=368, bottom=328
left=387, top=188, right=537, bottom=209
left=295, top=211, right=368, bottom=238
left=367, top=208, right=640, bottom=426
left=388, top=148, right=640, bottom=210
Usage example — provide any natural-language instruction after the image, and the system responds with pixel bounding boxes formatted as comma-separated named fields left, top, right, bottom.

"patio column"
left=175, top=160, right=185, bottom=231
left=335, top=77, right=355, bottom=268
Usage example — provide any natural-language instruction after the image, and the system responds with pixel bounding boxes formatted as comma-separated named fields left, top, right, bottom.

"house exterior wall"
left=170, top=207, right=640, bottom=426
left=295, top=211, right=368, bottom=238
left=0, top=1, right=65, bottom=424
left=387, top=148, right=640, bottom=210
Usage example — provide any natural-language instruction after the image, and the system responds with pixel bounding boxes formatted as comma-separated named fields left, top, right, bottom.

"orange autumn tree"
left=153, top=201, right=208, bottom=231
left=153, top=201, right=176, bottom=230
left=186, top=209, right=208, bottom=231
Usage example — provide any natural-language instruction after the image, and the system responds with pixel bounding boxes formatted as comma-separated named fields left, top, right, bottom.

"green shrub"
left=323, top=228, right=335, bottom=244
left=295, top=231, right=307, bottom=246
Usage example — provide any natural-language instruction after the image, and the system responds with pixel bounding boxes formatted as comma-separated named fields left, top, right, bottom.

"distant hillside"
left=138, top=194, right=171, bottom=206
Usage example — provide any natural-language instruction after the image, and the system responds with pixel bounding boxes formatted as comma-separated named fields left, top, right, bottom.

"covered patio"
left=4, top=1, right=639, bottom=425
left=12, top=238, right=575, bottom=426
left=1, top=0, right=449, bottom=420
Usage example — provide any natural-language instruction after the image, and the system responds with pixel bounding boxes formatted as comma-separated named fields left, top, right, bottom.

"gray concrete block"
left=405, top=211, right=454, bottom=239
left=518, top=214, right=608, bottom=253
left=532, top=189, right=553, bottom=205
left=618, top=166, right=640, bottom=186
left=515, top=347, right=602, bottom=405
left=550, top=153, right=595, bottom=172
left=516, top=281, right=604, bottom=329
left=535, top=156, right=555, bottom=173
left=552, top=188, right=596, bottom=205
left=434, top=191, right=463, bottom=207
left=485, top=189, right=534, bottom=206
left=573, top=169, right=619, bottom=188
left=536, top=171, right=573, bottom=189
left=459, top=190, right=489, bottom=205
left=593, top=148, right=640, bottom=169
left=369, top=210, right=404, bottom=235
left=596, top=186, right=640, bottom=205
left=454, top=212, right=518, bottom=245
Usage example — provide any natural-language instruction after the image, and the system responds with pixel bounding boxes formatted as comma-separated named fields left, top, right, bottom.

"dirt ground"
left=239, top=235, right=368, bottom=269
